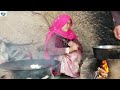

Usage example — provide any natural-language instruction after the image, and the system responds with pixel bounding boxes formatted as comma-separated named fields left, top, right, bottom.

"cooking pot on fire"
left=93, top=45, right=120, bottom=60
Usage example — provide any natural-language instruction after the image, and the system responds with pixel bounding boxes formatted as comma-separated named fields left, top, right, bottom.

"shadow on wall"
left=93, top=11, right=120, bottom=45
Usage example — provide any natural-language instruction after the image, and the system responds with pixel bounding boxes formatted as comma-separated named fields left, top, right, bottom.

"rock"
left=0, top=11, right=49, bottom=48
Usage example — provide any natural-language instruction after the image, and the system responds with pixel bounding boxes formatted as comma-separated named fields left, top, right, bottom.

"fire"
left=101, top=60, right=109, bottom=73
left=95, top=60, right=109, bottom=79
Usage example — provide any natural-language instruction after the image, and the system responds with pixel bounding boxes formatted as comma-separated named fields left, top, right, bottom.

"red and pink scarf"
left=44, top=14, right=77, bottom=60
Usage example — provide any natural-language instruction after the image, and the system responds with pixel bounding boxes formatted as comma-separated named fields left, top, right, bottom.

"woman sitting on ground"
left=44, top=13, right=83, bottom=78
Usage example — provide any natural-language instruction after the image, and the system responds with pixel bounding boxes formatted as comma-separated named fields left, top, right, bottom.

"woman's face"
left=62, top=19, right=72, bottom=32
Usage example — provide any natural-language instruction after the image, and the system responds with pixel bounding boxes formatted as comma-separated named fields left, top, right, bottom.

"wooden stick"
left=98, top=67, right=108, bottom=74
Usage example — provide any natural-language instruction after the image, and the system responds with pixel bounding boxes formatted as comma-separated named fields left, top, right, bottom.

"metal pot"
left=93, top=45, right=120, bottom=60
left=0, top=59, right=60, bottom=70
left=0, top=59, right=61, bottom=79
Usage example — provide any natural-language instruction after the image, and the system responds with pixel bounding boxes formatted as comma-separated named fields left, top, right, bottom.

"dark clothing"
left=47, top=33, right=83, bottom=59
left=111, top=11, right=120, bottom=27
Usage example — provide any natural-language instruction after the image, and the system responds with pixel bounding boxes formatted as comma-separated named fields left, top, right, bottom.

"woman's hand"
left=68, top=41, right=78, bottom=47
left=68, top=41, right=79, bottom=53
left=114, top=25, right=120, bottom=40
left=70, top=45, right=78, bottom=51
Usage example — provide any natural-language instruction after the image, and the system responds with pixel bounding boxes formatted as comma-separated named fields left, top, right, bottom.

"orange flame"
left=101, top=60, right=109, bottom=73
left=97, top=60, right=109, bottom=79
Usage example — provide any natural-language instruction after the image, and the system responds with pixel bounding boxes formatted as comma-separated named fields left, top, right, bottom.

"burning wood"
left=101, top=60, right=109, bottom=73
left=94, top=60, right=109, bottom=79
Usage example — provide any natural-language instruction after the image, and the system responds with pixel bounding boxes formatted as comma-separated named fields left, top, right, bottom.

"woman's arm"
left=47, top=34, right=67, bottom=55
left=111, top=11, right=120, bottom=40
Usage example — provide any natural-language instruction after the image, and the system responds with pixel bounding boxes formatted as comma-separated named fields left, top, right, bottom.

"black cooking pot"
left=0, top=59, right=60, bottom=70
left=0, top=59, right=61, bottom=79
left=93, top=45, right=120, bottom=60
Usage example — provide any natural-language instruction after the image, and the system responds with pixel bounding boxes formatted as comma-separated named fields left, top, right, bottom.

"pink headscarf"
left=44, top=14, right=77, bottom=60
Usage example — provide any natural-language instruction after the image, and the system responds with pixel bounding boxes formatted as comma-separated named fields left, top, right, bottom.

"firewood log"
left=98, top=67, right=108, bottom=74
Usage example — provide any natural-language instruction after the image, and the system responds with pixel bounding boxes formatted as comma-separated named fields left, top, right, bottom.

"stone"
left=0, top=11, right=49, bottom=48
left=107, top=59, right=120, bottom=79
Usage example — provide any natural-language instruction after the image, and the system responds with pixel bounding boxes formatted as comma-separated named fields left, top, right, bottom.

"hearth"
left=93, top=45, right=120, bottom=79
left=94, top=59, right=120, bottom=79
left=94, top=59, right=109, bottom=79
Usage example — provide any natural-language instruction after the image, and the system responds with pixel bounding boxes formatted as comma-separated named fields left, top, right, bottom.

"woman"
left=44, top=13, right=83, bottom=78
